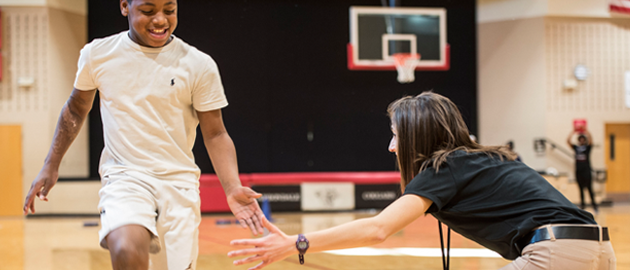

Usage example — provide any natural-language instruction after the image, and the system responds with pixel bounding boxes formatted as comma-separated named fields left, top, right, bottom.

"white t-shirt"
left=74, top=31, right=228, bottom=188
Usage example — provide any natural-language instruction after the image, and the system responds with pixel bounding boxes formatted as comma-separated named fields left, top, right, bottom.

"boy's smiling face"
left=120, top=0, right=178, bottom=48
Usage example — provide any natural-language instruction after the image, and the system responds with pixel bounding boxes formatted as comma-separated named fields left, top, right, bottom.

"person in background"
left=567, top=129, right=598, bottom=213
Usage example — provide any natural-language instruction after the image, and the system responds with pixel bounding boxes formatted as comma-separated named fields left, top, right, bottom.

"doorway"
left=0, top=125, right=23, bottom=216
left=605, top=123, right=630, bottom=201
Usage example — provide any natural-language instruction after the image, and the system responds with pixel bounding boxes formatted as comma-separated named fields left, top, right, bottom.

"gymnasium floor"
left=0, top=204, right=627, bottom=270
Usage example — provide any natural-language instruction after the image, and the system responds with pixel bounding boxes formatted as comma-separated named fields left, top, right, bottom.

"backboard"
left=348, top=6, right=449, bottom=71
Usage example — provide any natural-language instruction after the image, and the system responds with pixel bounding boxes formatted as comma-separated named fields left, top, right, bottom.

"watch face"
left=297, top=242, right=308, bottom=249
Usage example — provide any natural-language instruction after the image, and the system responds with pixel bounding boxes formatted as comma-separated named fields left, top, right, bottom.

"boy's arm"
left=24, top=88, right=96, bottom=214
left=584, top=129, right=593, bottom=146
left=197, top=109, right=264, bottom=235
left=567, top=130, right=574, bottom=148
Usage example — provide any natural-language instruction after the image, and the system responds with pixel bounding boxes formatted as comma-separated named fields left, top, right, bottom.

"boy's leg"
left=98, top=174, right=161, bottom=269
left=150, top=222, right=199, bottom=270
left=150, top=182, right=201, bottom=270
left=586, top=181, right=598, bottom=211
left=106, top=224, right=152, bottom=270
left=576, top=177, right=586, bottom=209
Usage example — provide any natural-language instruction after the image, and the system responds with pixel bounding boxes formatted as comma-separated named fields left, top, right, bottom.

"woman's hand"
left=228, top=217, right=298, bottom=270
left=228, top=195, right=432, bottom=270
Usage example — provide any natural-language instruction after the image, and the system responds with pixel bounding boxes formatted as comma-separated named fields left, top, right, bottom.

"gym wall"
left=0, top=5, right=89, bottom=214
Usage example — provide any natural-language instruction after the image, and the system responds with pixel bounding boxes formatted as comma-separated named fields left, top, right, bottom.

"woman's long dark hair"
left=387, top=92, right=516, bottom=191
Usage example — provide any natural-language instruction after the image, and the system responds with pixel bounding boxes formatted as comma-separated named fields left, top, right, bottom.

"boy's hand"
left=227, top=186, right=264, bottom=235
left=23, top=166, right=59, bottom=215
left=229, top=217, right=297, bottom=270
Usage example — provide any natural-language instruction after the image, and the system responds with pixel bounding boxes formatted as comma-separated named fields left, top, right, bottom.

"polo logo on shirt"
left=171, top=78, right=175, bottom=86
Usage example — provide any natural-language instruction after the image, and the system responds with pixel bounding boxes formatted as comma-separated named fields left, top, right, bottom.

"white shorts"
left=98, top=172, right=201, bottom=270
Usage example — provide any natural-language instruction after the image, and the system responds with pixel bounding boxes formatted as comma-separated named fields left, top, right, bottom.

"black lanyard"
left=438, top=221, right=451, bottom=270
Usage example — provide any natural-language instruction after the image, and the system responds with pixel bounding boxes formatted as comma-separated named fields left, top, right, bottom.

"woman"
left=228, top=92, right=615, bottom=270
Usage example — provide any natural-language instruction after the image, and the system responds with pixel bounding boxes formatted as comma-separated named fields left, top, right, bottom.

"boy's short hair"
left=578, top=135, right=587, bottom=141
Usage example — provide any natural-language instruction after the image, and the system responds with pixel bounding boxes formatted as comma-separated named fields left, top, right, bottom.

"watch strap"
left=296, top=234, right=309, bottom=265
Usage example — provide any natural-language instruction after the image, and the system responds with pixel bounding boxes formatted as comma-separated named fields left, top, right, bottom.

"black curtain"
left=86, top=0, right=477, bottom=177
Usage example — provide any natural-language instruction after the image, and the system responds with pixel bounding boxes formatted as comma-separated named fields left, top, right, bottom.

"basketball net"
left=392, top=53, right=420, bottom=84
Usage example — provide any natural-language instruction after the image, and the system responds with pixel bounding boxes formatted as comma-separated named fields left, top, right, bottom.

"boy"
left=567, top=129, right=598, bottom=212
left=23, top=0, right=264, bottom=269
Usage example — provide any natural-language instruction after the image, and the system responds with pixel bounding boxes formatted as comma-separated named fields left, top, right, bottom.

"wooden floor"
left=0, top=204, right=628, bottom=270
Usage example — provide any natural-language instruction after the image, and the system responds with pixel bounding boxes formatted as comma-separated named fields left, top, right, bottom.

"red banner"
left=611, top=0, right=630, bottom=14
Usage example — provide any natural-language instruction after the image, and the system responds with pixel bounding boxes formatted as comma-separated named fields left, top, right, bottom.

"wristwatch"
left=295, top=234, right=309, bottom=265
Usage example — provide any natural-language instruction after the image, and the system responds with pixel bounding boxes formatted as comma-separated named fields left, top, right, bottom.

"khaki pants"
left=501, top=225, right=616, bottom=270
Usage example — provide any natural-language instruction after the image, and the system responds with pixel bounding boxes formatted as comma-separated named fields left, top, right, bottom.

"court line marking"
left=323, top=247, right=502, bottom=258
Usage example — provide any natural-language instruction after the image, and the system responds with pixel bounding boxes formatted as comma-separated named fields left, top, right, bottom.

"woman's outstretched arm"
left=228, top=194, right=432, bottom=270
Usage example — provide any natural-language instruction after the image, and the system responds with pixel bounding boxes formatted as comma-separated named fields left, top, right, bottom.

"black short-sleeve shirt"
left=403, top=150, right=595, bottom=260
left=572, top=144, right=592, bottom=173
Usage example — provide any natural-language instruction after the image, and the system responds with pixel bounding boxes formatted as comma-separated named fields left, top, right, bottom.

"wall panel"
left=0, top=8, right=48, bottom=113
left=546, top=19, right=630, bottom=113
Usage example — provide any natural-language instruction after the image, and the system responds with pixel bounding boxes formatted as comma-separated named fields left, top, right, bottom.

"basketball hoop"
left=392, top=53, right=420, bottom=84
